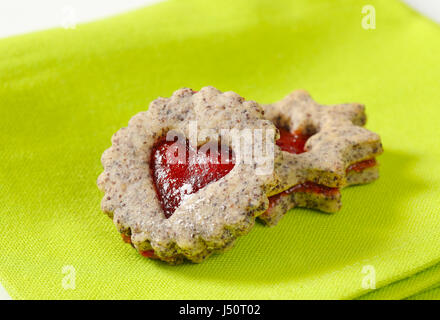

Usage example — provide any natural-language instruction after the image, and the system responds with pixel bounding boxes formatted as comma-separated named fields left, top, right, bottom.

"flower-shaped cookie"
left=97, top=87, right=281, bottom=263
left=259, top=90, right=383, bottom=225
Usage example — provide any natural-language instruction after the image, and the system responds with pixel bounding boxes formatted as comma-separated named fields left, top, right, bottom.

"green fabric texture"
left=358, top=261, right=440, bottom=300
left=1, top=0, right=440, bottom=300
left=407, top=285, right=440, bottom=300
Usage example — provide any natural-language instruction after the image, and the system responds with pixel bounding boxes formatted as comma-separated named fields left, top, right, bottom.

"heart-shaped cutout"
left=151, top=137, right=235, bottom=218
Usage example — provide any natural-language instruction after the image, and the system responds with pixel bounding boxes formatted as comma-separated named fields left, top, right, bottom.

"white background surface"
left=0, top=0, right=439, bottom=300
left=0, top=0, right=439, bottom=39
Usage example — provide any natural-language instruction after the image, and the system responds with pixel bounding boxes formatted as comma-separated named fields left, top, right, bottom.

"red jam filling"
left=121, top=234, right=131, bottom=243
left=140, top=250, right=157, bottom=259
left=151, top=137, right=235, bottom=218
left=268, top=181, right=340, bottom=209
left=346, top=158, right=377, bottom=173
left=276, top=128, right=311, bottom=154
left=284, top=181, right=340, bottom=196
left=121, top=234, right=158, bottom=259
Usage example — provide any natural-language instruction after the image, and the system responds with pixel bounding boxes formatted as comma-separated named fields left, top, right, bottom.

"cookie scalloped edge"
left=98, top=86, right=282, bottom=263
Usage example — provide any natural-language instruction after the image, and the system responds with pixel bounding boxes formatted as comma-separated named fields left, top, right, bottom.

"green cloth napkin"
left=1, top=0, right=440, bottom=300
left=358, top=261, right=440, bottom=299
left=408, top=285, right=440, bottom=300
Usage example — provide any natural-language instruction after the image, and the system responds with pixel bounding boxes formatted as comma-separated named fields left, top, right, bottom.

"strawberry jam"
left=346, top=158, right=376, bottom=173
left=151, top=137, right=235, bottom=218
left=121, top=234, right=132, bottom=243
left=283, top=181, right=340, bottom=196
left=268, top=181, right=339, bottom=209
left=276, top=128, right=311, bottom=154
left=140, top=250, right=158, bottom=259
left=121, top=234, right=158, bottom=259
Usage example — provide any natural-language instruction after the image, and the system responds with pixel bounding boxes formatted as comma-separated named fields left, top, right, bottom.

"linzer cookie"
left=97, top=87, right=282, bottom=264
left=259, top=90, right=383, bottom=225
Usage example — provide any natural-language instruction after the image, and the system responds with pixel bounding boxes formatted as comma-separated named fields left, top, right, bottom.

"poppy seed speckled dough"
left=97, top=87, right=282, bottom=264
left=260, top=90, right=383, bottom=225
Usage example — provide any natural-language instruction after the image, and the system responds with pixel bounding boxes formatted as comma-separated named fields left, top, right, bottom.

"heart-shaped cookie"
left=98, top=87, right=282, bottom=263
